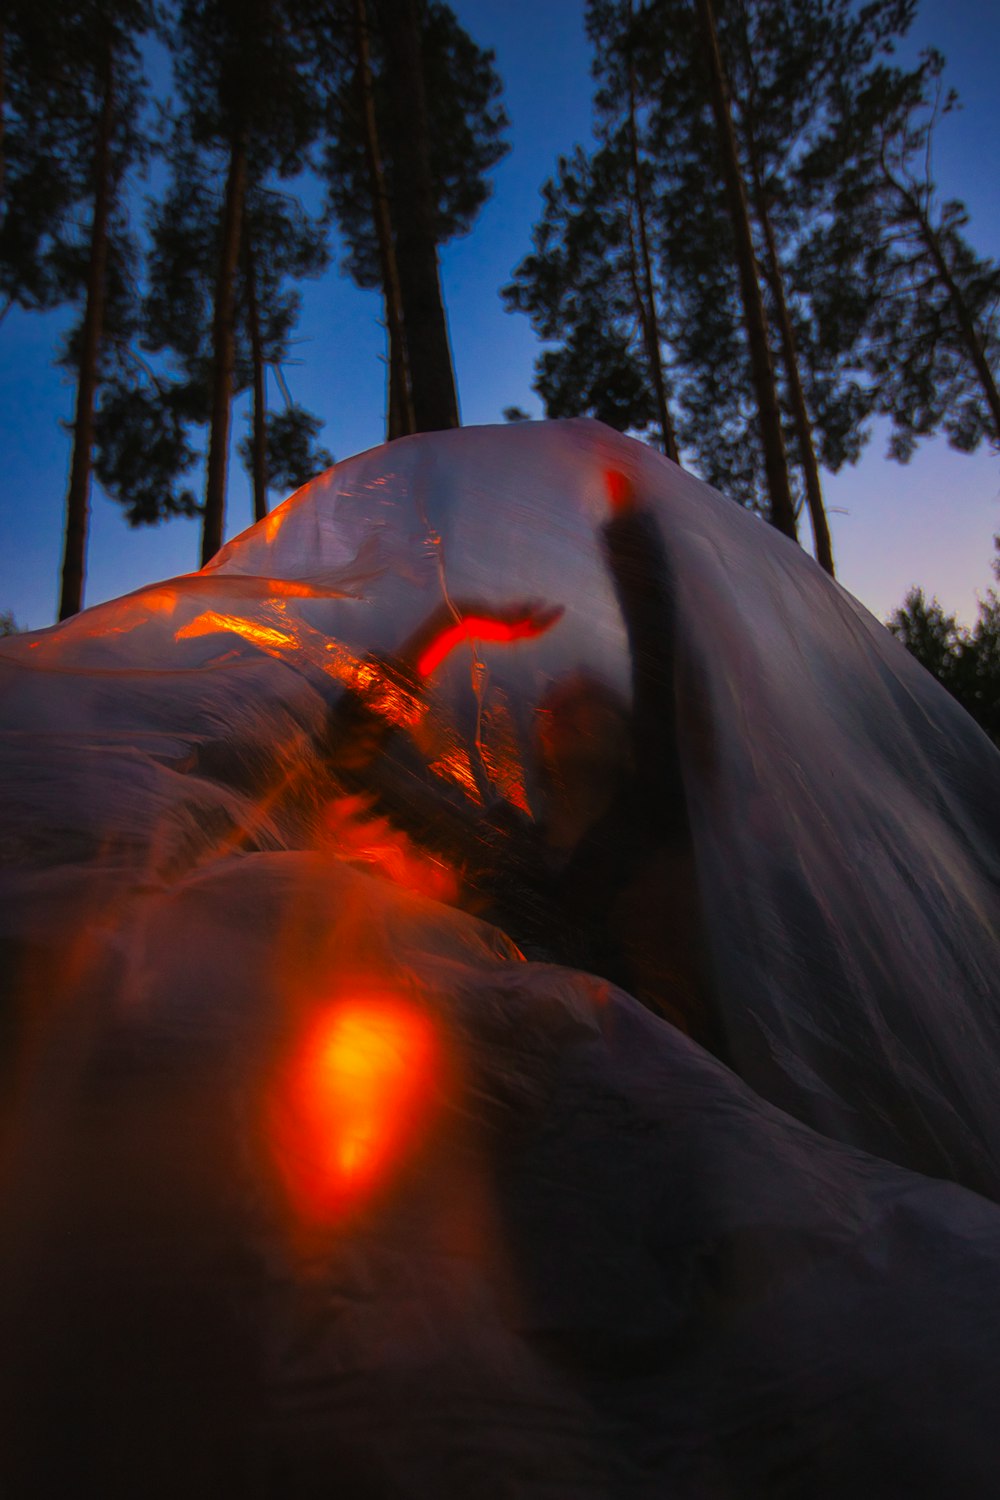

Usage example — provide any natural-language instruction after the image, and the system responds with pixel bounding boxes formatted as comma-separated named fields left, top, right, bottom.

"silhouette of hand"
left=412, top=599, right=564, bottom=678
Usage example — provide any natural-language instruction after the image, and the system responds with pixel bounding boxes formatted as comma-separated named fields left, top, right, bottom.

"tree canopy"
left=2, top=0, right=996, bottom=619
left=889, top=580, right=1000, bottom=746
left=505, top=0, right=997, bottom=582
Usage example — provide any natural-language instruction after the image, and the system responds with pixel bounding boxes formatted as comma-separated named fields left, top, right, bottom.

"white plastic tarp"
left=2, top=419, right=1000, bottom=1494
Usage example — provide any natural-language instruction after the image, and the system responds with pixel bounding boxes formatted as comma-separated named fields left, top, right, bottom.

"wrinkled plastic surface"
left=2, top=419, right=1000, bottom=1494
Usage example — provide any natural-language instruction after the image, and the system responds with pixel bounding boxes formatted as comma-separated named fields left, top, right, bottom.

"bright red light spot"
left=604, top=469, right=634, bottom=514
left=416, top=603, right=563, bottom=679
left=417, top=615, right=523, bottom=679
left=271, top=997, right=438, bottom=1223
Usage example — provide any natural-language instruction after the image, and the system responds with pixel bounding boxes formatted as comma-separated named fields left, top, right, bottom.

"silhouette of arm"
left=325, top=598, right=562, bottom=775
left=600, top=473, right=688, bottom=839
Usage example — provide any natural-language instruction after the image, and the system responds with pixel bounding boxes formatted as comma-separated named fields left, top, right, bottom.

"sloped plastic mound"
left=2, top=419, right=1000, bottom=1495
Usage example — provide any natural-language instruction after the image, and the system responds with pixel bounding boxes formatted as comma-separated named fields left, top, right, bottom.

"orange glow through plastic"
left=322, top=796, right=460, bottom=904
left=176, top=610, right=300, bottom=651
left=417, top=615, right=537, bottom=680
left=273, top=997, right=438, bottom=1222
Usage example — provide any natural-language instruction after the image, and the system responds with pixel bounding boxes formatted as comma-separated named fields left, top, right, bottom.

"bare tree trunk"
left=201, top=129, right=248, bottom=565
left=625, top=1, right=678, bottom=463
left=753, top=188, right=834, bottom=574
left=693, top=0, right=796, bottom=541
left=378, top=0, right=459, bottom=433
left=386, top=310, right=411, bottom=440
left=740, top=132, right=834, bottom=572
left=245, top=236, right=268, bottom=522
left=354, top=0, right=414, bottom=440
left=58, top=31, right=114, bottom=620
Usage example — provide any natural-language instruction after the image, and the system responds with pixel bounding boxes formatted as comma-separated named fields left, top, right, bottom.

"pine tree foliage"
left=1, top=2, right=101, bottom=314
left=1, top=1, right=152, bottom=315
left=93, top=378, right=201, bottom=526
left=888, top=585, right=1000, bottom=745
left=5, top=0, right=997, bottom=612
left=122, top=0, right=330, bottom=555
left=809, top=48, right=1000, bottom=460
left=508, top=0, right=781, bottom=512
left=239, top=403, right=334, bottom=494
left=0, top=0, right=156, bottom=616
left=316, top=0, right=508, bottom=434
left=503, top=141, right=661, bottom=436
left=323, top=0, right=509, bottom=291
left=133, top=144, right=330, bottom=498
left=92, top=142, right=217, bottom=525
left=508, top=0, right=952, bottom=549
left=169, top=0, right=319, bottom=176
left=92, top=154, right=331, bottom=526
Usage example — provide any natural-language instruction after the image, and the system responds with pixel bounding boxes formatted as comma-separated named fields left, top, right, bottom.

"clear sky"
left=0, top=0, right=997, bottom=632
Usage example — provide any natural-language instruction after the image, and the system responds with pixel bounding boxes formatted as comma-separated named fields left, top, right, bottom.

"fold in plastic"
left=2, top=419, right=999, bottom=1495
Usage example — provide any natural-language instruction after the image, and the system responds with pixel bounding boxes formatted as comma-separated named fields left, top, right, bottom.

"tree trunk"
left=693, top=0, right=796, bottom=541
left=743, top=130, right=835, bottom=573
left=245, top=236, right=268, bottom=522
left=354, top=0, right=414, bottom=440
left=625, top=2, right=678, bottom=464
left=201, top=129, right=248, bottom=566
left=378, top=0, right=459, bottom=433
left=386, top=309, right=411, bottom=440
left=58, top=31, right=115, bottom=620
left=914, top=201, right=1000, bottom=447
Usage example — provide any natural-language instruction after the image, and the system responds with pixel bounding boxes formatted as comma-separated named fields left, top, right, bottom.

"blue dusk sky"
left=0, top=0, right=997, bottom=632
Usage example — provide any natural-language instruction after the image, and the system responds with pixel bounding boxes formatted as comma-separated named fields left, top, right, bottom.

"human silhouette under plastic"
left=323, top=470, right=719, bottom=1052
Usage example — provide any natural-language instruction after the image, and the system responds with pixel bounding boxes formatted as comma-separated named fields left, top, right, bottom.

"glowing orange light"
left=417, top=615, right=533, bottom=679
left=271, top=997, right=438, bottom=1222
left=346, top=661, right=424, bottom=732
left=322, top=795, right=460, bottom=904
left=427, top=744, right=484, bottom=806
left=263, top=504, right=291, bottom=544
left=175, top=610, right=299, bottom=650
left=479, top=694, right=531, bottom=815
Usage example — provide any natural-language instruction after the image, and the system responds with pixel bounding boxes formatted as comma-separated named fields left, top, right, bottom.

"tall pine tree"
left=154, top=0, right=326, bottom=564
left=2, top=0, right=155, bottom=617
left=321, top=0, right=508, bottom=434
left=502, top=141, right=670, bottom=441
left=1, top=1, right=91, bottom=317
left=510, top=0, right=924, bottom=569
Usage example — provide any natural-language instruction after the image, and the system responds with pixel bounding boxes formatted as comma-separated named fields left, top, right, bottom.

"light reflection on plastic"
left=175, top=604, right=368, bottom=694
left=145, top=587, right=180, bottom=614
left=323, top=794, right=460, bottom=905
left=271, top=997, right=438, bottom=1223
left=347, top=660, right=424, bottom=733
left=172, top=606, right=520, bottom=819
left=479, top=693, right=531, bottom=815
left=428, top=745, right=484, bottom=806
left=176, top=610, right=300, bottom=651
left=263, top=505, right=290, bottom=544
left=173, top=608, right=425, bottom=739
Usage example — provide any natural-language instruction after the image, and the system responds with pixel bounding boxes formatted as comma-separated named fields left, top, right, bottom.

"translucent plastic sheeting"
left=3, top=417, right=998, bottom=1186
left=2, top=419, right=1000, bottom=1493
